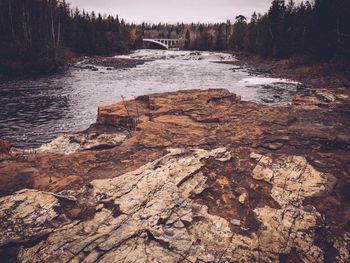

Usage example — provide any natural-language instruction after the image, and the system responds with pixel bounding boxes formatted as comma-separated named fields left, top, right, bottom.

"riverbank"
left=0, top=54, right=69, bottom=81
left=0, top=53, right=149, bottom=81
left=233, top=53, right=350, bottom=91
left=0, top=83, right=349, bottom=261
left=2, top=50, right=304, bottom=149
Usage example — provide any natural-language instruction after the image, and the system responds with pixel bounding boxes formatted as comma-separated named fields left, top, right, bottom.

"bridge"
left=142, top=38, right=181, bottom=50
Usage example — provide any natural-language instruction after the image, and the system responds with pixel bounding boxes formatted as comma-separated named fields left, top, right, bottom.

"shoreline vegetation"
left=233, top=52, right=350, bottom=91
left=1, top=0, right=349, bottom=79
left=0, top=0, right=131, bottom=78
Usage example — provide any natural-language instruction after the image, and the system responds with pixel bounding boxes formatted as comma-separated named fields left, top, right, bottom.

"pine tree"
left=230, top=15, right=247, bottom=51
left=184, top=29, right=191, bottom=50
left=244, top=12, right=258, bottom=53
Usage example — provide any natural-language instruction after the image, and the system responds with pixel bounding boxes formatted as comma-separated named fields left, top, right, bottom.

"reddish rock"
left=0, top=89, right=349, bottom=262
left=0, top=140, right=11, bottom=155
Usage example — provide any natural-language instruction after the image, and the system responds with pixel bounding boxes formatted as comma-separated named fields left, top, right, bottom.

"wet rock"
left=77, top=57, right=149, bottom=70
left=76, top=65, right=99, bottom=71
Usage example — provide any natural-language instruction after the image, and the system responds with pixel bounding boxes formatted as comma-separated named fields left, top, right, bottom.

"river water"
left=0, top=50, right=299, bottom=148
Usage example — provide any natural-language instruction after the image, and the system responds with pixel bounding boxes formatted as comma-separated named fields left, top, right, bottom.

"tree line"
left=229, top=0, right=350, bottom=60
left=0, top=0, right=131, bottom=75
left=1, top=0, right=349, bottom=76
left=133, top=0, right=350, bottom=61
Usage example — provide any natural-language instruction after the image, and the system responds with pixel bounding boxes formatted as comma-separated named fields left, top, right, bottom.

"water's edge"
left=0, top=50, right=299, bottom=148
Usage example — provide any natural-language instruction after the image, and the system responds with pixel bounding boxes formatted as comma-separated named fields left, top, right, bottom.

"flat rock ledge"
left=0, top=89, right=349, bottom=262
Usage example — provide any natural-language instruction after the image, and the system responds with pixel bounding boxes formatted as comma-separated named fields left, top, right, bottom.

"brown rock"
left=0, top=139, right=11, bottom=155
left=0, top=89, right=349, bottom=262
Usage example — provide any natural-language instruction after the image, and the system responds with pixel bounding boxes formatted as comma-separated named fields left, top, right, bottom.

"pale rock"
left=0, top=149, right=345, bottom=263
left=334, top=233, right=350, bottom=263
left=238, top=192, right=247, bottom=204
left=37, top=132, right=127, bottom=154
left=0, top=189, right=61, bottom=246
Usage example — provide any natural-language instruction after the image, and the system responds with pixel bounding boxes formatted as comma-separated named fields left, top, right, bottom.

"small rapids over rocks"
left=0, top=50, right=299, bottom=148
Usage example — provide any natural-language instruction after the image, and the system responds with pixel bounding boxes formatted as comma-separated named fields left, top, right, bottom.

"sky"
left=67, top=0, right=300, bottom=24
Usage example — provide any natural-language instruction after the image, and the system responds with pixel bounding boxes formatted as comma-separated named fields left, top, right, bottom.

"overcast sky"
left=68, top=0, right=300, bottom=24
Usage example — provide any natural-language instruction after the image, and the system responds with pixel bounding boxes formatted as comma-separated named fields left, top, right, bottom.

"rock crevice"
left=0, top=89, right=349, bottom=262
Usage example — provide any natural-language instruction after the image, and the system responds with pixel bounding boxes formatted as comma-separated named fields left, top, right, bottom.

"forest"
left=134, top=0, right=350, bottom=60
left=0, top=0, right=131, bottom=75
left=1, top=0, right=349, bottom=76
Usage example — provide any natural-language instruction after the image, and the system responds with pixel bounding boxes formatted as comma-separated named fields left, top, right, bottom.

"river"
left=0, top=49, right=299, bottom=148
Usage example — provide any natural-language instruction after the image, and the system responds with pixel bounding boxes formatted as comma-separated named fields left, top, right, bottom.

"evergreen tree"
left=215, top=24, right=227, bottom=51
left=244, top=12, right=258, bottom=53
left=199, top=31, right=212, bottom=51
left=230, top=15, right=247, bottom=51
left=184, top=29, right=191, bottom=50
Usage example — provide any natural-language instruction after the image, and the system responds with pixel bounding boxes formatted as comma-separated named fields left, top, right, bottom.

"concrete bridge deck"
left=143, top=38, right=181, bottom=49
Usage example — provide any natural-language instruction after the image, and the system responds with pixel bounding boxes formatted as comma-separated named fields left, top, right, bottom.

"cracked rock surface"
left=0, top=89, right=349, bottom=262
left=1, top=148, right=341, bottom=263
left=37, top=132, right=128, bottom=154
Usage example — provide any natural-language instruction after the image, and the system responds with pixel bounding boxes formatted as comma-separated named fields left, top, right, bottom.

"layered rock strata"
left=0, top=89, right=349, bottom=262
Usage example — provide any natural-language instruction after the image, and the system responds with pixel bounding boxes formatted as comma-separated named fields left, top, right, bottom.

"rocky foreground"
left=0, top=88, right=349, bottom=262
